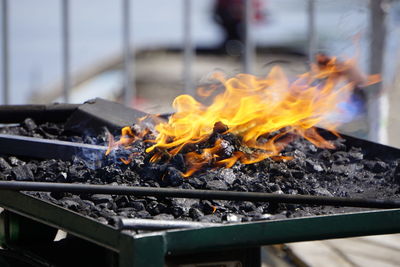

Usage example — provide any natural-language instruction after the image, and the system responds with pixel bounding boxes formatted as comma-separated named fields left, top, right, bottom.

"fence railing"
left=0, top=0, right=387, bottom=144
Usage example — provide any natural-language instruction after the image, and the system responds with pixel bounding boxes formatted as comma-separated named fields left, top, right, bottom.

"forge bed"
left=0, top=99, right=400, bottom=267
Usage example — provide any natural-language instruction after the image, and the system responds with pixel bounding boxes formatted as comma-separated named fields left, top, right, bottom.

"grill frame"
left=0, top=190, right=399, bottom=266
left=1, top=100, right=400, bottom=266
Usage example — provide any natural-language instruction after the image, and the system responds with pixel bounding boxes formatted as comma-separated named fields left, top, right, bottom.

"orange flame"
left=109, top=55, right=380, bottom=176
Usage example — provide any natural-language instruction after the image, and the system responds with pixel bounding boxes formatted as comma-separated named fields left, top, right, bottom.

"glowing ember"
left=108, top=55, right=380, bottom=177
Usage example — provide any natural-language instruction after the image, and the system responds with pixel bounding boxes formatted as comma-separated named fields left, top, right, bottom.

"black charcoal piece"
left=0, top=157, right=11, bottom=170
left=311, top=187, right=333, bottom=197
left=147, top=201, right=167, bottom=216
left=136, top=210, right=151, bottom=219
left=60, top=199, right=80, bottom=211
left=129, top=200, right=146, bottom=211
left=368, top=161, right=388, bottom=173
left=164, top=167, right=183, bottom=186
left=11, top=165, right=34, bottom=181
left=206, top=180, right=228, bottom=190
left=290, top=170, right=304, bottom=179
left=8, top=156, right=25, bottom=166
left=189, top=208, right=204, bottom=219
left=91, top=194, right=113, bottom=204
left=114, top=195, right=130, bottom=207
left=169, top=206, right=184, bottom=217
left=22, top=118, right=37, bottom=132
left=188, top=177, right=204, bottom=188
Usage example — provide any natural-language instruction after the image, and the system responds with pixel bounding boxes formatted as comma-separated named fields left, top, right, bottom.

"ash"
left=1, top=118, right=400, bottom=226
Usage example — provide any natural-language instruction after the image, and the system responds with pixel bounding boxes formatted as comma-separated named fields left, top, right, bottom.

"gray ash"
left=1, top=118, right=400, bottom=227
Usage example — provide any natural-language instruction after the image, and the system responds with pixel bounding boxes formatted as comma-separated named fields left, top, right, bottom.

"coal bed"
left=1, top=116, right=400, bottom=228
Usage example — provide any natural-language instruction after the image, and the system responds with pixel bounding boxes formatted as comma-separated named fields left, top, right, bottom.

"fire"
left=109, top=55, right=380, bottom=177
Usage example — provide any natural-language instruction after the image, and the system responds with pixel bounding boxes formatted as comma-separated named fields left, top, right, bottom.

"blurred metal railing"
left=0, top=0, right=312, bottom=105
left=0, top=0, right=386, bottom=144
left=1, top=0, right=9, bottom=105
left=61, top=0, right=70, bottom=103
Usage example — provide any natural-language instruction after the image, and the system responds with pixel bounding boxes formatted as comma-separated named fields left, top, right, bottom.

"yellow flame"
left=109, top=56, right=380, bottom=176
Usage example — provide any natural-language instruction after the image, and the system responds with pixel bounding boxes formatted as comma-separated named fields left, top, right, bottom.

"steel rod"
left=117, top=218, right=220, bottom=230
left=0, top=134, right=106, bottom=161
left=368, top=0, right=387, bottom=143
left=61, top=0, right=70, bottom=103
left=122, top=0, right=135, bottom=107
left=0, top=104, right=79, bottom=123
left=0, top=181, right=400, bottom=209
left=183, top=0, right=194, bottom=94
left=307, top=0, right=317, bottom=65
left=243, top=0, right=254, bottom=73
left=1, top=0, right=9, bottom=104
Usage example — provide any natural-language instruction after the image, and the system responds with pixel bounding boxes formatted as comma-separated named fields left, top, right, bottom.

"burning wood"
left=108, top=56, right=380, bottom=177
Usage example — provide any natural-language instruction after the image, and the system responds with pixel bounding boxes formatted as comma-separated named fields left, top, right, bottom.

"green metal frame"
left=0, top=190, right=400, bottom=266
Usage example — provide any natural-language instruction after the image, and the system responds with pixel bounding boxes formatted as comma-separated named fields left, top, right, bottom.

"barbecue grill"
left=0, top=98, right=399, bottom=267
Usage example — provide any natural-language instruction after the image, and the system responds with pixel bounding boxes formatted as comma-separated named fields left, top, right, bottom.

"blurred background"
left=1, top=0, right=400, bottom=266
left=1, top=0, right=400, bottom=146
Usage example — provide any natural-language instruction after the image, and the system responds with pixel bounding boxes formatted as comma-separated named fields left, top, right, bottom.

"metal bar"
left=122, top=0, right=135, bottom=107
left=1, top=0, right=9, bottom=104
left=368, top=0, right=387, bottom=142
left=1, top=181, right=400, bottom=209
left=0, top=190, right=121, bottom=251
left=61, top=0, right=70, bottom=103
left=162, top=208, right=400, bottom=256
left=0, top=134, right=107, bottom=161
left=307, top=0, right=317, bottom=64
left=117, top=218, right=220, bottom=230
left=0, top=103, right=79, bottom=123
left=243, top=0, right=254, bottom=73
left=183, top=0, right=194, bottom=94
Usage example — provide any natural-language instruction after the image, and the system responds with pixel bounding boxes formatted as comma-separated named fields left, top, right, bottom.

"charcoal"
left=239, top=201, right=257, bottom=212
left=11, top=165, right=34, bottom=181
left=0, top=157, right=11, bottom=171
left=8, top=156, right=25, bottom=166
left=171, top=198, right=198, bottom=210
left=311, top=187, right=333, bottom=197
left=4, top=118, right=400, bottom=227
left=114, top=195, right=130, bottom=207
left=60, top=199, right=81, bottom=211
left=348, top=149, right=364, bottom=162
left=189, top=208, right=204, bottom=219
left=188, top=177, right=204, bottom=188
left=169, top=206, right=184, bottom=217
left=224, top=213, right=242, bottom=223
left=205, top=180, right=228, bottom=190
left=365, top=161, right=387, bottom=173
left=21, top=118, right=37, bottom=131
left=201, top=200, right=217, bottom=215
left=305, top=159, right=324, bottom=173
left=55, top=172, right=68, bottom=182
left=153, top=213, right=175, bottom=220
left=40, top=122, right=63, bottom=136
left=171, top=154, right=185, bottom=170
left=128, top=200, right=146, bottom=211
left=147, top=201, right=167, bottom=215
left=0, top=173, right=8, bottom=180
left=218, top=168, right=236, bottom=185
left=290, top=170, right=304, bottom=179
left=135, top=210, right=151, bottom=219
left=164, top=167, right=183, bottom=186
left=91, top=194, right=113, bottom=204
left=394, top=163, right=400, bottom=184
left=333, top=151, right=351, bottom=164
left=117, top=208, right=136, bottom=217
